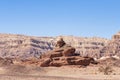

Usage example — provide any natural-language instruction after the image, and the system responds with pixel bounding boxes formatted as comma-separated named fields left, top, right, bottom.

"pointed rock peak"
left=112, top=31, right=120, bottom=40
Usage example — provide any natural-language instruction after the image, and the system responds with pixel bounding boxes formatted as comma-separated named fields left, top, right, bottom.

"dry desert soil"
left=0, top=65, right=120, bottom=80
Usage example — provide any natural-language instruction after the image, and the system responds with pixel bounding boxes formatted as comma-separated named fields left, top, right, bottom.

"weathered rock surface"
left=98, top=56, right=120, bottom=67
left=101, top=32, right=120, bottom=57
left=0, top=34, right=54, bottom=59
left=49, top=56, right=97, bottom=67
left=56, top=36, right=108, bottom=59
left=0, top=33, right=109, bottom=59
left=1, top=32, right=120, bottom=60
left=40, top=38, right=98, bottom=67
left=0, top=57, right=13, bottom=66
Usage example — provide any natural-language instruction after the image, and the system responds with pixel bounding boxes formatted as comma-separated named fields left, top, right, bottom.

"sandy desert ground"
left=0, top=64, right=120, bottom=80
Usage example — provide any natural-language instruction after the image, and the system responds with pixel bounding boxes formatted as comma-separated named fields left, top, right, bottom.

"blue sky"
left=0, top=0, right=120, bottom=38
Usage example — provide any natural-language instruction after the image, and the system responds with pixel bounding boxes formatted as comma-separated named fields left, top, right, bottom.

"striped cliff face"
left=0, top=34, right=109, bottom=59
left=0, top=34, right=54, bottom=59
left=101, top=32, right=120, bottom=57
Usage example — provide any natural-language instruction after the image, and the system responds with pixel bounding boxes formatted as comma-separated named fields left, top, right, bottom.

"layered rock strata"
left=40, top=38, right=97, bottom=67
left=0, top=34, right=108, bottom=59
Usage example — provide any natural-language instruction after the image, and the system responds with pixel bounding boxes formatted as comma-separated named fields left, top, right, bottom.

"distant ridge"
left=0, top=32, right=119, bottom=59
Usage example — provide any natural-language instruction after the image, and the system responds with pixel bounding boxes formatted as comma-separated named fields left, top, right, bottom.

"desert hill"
left=100, top=32, right=120, bottom=57
left=0, top=33, right=110, bottom=59
left=0, top=34, right=53, bottom=59
left=0, top=33, right=120, bottom=80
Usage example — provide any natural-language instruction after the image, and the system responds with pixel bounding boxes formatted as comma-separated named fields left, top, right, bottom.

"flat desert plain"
left=0, top=65, right=120, bottom=80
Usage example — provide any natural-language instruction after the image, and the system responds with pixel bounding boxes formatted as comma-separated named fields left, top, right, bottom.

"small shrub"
left=98, top=65, right=113, bottom=75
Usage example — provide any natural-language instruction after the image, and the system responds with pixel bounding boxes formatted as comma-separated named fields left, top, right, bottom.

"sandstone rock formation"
left=58, top=36, right=108, bottom=58
left=1, top=33, right=120, bottom=68
left=0, top=33, right=113, bottom=60
left=40, top=38, right=97, bottom=67
left=0, top=34, right=108, bottom=59
left=1, top=32, right=119, bottom=59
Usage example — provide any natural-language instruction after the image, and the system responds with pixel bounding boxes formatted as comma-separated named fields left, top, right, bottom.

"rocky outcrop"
left=48, top=56, right=96, bottom=67
left=58, top=36, right=108, bottom=58
left=0, top=33, right=109, bottom=59
left=101, top=32, right=120, bottom=57
left=40, top=38, right=98, bottom=67
left=0, top=34, right=53, bottom=59
left=98, top=56, right=120, bottom=67
left=1, top=33, right=120, bottom=67
left=0, top=57, right=13, bottom=66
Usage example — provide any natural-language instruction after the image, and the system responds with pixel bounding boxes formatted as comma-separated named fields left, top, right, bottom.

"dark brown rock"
left=55, top=38, right=66, bottom=48
left=40, top=58, right=51, bottom=67
left=62, top=47, right=75, bottom=56
left=49, top=56, right=97, bottom=67
left=49, top=57, right=68, bottom=67
left=49, top=60, right=67, bottom=67
left=39, top=38, right=98, bottom=67
left=50, top=52, right=63, bottom=58
left=41, top=51, right=63, bottom=59
left=0, top=57, right=13, bottom=66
